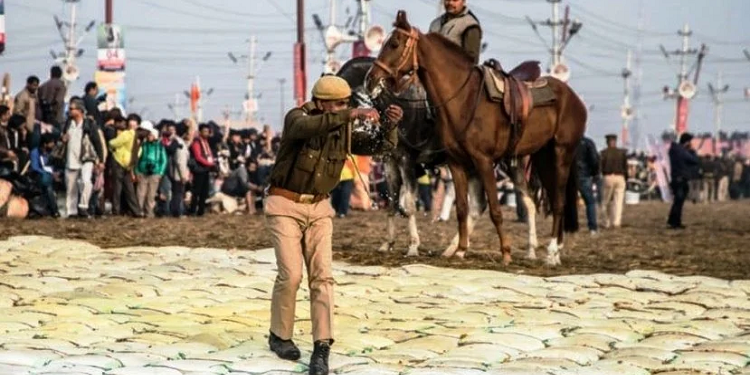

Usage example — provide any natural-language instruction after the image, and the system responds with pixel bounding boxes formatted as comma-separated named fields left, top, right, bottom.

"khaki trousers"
left=136, top=174, right=162, bottom=217
left=264, top=194, right=335, bottom=342
left=602, top=174, right=625, bottom=228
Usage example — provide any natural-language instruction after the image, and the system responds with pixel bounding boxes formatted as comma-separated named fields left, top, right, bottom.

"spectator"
left=108, top=115, right=139, bottom=216
left=29, top=133, right=60, bottom=217
left=1, top=105, right=17, bottom=175
left=168, top=122, right=190, bottom=217
left=134, top=121, right=167, bottom=218
left=83, top=82, right=103, bottom=126
left=577, top=135, right=600, bottom=235
left=61, top=98, right=104, bottom=219
left=668, top=132, right=699, bottom=229
left=331, top=159, right=355, bottom=218
left=37, top=66, right=66, bottom=127
left=12, top=76, right=39, bottom=130
left=189, top=123, right=216, bottom=216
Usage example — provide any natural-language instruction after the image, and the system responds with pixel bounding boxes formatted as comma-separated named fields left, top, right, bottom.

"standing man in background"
left=599, top=134, right=627, bottom=229
left=577, top=135, right=601, bottom=235
left=668, top=133, right=699, bottom=229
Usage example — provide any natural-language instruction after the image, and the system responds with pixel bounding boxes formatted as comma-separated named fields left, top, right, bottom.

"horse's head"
left=365, top=10, right=420, bottom=99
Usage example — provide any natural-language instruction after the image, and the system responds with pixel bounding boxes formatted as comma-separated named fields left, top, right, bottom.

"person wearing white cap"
left=134, top=120, right=167, bottom=217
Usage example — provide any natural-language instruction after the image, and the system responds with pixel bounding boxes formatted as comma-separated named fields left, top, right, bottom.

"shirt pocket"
left=295, top=147, right=321, bottom=173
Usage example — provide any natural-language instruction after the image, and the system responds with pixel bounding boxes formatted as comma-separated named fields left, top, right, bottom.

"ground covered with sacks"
left=0, top=236, right=749, bottom=374
left=1, top=200, right=748, bottom=279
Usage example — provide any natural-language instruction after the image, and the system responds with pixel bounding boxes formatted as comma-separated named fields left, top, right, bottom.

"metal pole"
left=279, top=78, right=286, bottom=127
left=549, top=0, right=561, bottom=67
left=106, top=0, right=113, bottom=24
left=296, top=0, right=306, bottom=105
left=622, top=50, right=632, bottom=149
left=247, top=35, right=257, bottom=123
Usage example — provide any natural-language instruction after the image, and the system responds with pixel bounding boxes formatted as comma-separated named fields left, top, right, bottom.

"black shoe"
left=309, top=340, right=331, bottom=375
left=268, top=331, right=300, bottom=361
left=668, top=224, right=686, bottom=230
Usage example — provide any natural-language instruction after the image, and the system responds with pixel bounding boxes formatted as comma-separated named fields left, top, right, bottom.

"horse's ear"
left=395, top=10, right=410, bottom=30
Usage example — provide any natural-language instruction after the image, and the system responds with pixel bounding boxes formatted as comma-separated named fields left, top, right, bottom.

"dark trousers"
left=111, top=162, right=140, bottom=216
left=418, top=183, right=432, bottom=212
left=579, top=176, right=598, bottom=231
left=668, top=180, right=689, bottom=227
left=190, top=171, right=210, bottom=216
left=170, top=179, right=185, bottom=217
left=42, top=183, right=59, bottom=216
left=330, top=179, right=354, bottom=216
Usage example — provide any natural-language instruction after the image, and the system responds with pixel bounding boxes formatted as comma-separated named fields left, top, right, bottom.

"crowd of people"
left=1, top=66, right=283, bottom=219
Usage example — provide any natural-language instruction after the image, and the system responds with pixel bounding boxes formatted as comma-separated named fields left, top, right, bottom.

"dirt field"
left=1, top=200, right=748, bottom=279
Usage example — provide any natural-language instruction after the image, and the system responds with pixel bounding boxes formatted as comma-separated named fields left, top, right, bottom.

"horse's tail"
left=563, top=157, right=580, bottom=233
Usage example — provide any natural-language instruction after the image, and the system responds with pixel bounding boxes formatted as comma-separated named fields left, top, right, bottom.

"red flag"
left=675, top=97, right=689, bottom=134
left=190, top=82, right=200, bottom=114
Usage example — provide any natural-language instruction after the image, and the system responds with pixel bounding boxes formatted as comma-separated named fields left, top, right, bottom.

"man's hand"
left=385, top=105, right=404, bottom=124
left=349, top=108, right=380, bottom=123
left=6, top=150, right=17, bottom=160
left=96, top=162, right=105, bottom=173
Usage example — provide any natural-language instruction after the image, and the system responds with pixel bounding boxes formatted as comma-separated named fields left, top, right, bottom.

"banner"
left=675, top=97, right=689, bottom=134
left=0, top=0, right=6, bottom=55
left=97, top=24, right=125, bottom=71
left=95, top=71, right=126, bottom=111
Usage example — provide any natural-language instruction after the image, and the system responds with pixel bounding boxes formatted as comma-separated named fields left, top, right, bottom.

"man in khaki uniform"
left=265, top=75, right=402, bottom=375
left=600, top=134, right=627, bottom=228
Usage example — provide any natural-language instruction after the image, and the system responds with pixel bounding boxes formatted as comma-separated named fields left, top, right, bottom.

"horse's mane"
left=422, top=31, right=476, bottom=67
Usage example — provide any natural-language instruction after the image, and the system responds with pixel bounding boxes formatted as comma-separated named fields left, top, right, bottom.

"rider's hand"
left=385, top=105, right=404, bottom=124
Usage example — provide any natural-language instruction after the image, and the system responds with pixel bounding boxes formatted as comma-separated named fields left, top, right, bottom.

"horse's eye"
left=389, top=39, right=399, bottom=49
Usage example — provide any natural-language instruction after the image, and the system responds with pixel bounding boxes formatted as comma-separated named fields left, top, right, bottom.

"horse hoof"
left=405, top=251, right=420, bottom=257
left=378, top=243, right=392, bottom=253
left=455, top=251, right=466, bottom=259
left=441, top=247, right=458, bottom=258
left=502, top=254, right=512, bottom=266
left=554, top=252, right=562, bottom=265
left=526, top=250, right=537, bottom=260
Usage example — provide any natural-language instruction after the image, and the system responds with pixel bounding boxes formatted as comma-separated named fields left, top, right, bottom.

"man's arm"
left=191, top=140, right=214, bottom=167
left=283, top=108, right=353, bottom=140
left=462, top=27, right=482, bottom=64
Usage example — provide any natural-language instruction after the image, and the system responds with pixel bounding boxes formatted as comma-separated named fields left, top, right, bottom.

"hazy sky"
left=2, top=0, right=749, bottom=148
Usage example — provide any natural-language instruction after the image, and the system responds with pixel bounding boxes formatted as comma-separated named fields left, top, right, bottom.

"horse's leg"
left=444, top=176, right=484, bottom=258
left=547, top=144, right=576, bottom=266
left=378, top=156, right=400, bottom=253
left=474, top=157, right=512, bottom=265
left=401, top=160, right=421, bottom=257
left=514, top=161, right=538, bottom=259
left=442, top=162, right=470, bottom=258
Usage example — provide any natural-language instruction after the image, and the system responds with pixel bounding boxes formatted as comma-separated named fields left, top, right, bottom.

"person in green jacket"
left=134, top=120, right=167, bottom=217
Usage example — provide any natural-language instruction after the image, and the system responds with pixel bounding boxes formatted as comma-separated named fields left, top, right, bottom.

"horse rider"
left=600, top=134, right=628, bottom=229
left=264, top=75, right=403, bottom=375
left=429, top=0, right=482, bottom=65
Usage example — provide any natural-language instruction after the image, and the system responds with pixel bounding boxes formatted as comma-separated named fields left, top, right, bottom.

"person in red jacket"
left=189, top=123, right=215, bottom=216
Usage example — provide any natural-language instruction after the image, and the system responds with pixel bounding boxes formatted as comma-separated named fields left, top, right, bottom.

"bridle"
left=371, top=26, right=476, bottom=110
left=373, top=27, right=420, bottom=94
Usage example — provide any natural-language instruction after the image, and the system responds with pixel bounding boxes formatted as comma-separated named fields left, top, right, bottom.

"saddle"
left=481, top=59, right=555, bottom=155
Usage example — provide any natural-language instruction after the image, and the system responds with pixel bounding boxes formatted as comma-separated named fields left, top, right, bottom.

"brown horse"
left=365, top=11, right=587, bottom=266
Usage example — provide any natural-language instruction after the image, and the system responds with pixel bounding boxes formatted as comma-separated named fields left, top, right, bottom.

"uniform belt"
left=268, top=186, right=328, bottom=204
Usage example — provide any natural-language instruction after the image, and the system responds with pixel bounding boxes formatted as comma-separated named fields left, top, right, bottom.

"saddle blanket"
left=481, top=66, right=556, bottom=107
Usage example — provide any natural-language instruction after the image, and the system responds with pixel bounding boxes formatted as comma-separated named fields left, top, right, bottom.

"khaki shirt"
left=268, top=102, right=353, bottom=195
